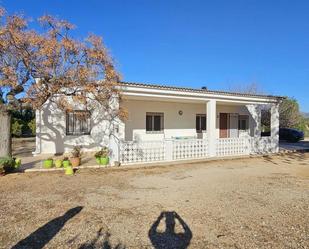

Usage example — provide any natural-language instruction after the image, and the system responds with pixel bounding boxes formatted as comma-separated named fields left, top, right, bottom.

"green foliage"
left=279, top=98, right=302, bottom=129
left=0, top=157, right=16, bottom=173
left=71, top=146, right=82, bottom=158
left=11, top=118, right=23, bottom=137
left=95, top=147, right=109, bottom=158
left=11, top=107, right=35, bottom=137
left=278, top=98, right=309, bottom=137
left=28, top=119, right=36, bottom=135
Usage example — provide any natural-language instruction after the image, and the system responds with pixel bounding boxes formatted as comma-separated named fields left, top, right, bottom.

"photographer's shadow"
left=148, top=211, right=192, bottom=249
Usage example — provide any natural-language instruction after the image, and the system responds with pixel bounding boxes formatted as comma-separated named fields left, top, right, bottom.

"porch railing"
left=119, top=137, right=277, bottom=164
left=120, top=140, right=165, bottom=164
left=173, top=139, right=208, bottom=160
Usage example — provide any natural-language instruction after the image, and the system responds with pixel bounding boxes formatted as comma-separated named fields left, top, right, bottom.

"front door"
left=219, top=113, right=229, bottom=138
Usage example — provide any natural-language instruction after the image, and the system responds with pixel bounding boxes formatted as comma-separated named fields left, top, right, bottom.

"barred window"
left=66, top=111, right=91, bottom=135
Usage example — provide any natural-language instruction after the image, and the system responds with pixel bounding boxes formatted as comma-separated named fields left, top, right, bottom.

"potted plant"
left=70, top=146, right=82, bottom=167
left=43, top=158, right=53, bottom=169
left=55, top=159, right=63, bottom=168
left=14, top=158, right=21, bottom=169
left=94, top=147, right=109, bottom=166
left=62, top=157, right=70, bottom=168
left=65, top=166, right=74, bottom=175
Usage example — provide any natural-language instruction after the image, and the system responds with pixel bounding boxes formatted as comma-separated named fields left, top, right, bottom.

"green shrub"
left=0, top=157, right=16, bottom=173
left=12, top=119, right=23, bottom=137
left=28, top=119, right=36, bottom=135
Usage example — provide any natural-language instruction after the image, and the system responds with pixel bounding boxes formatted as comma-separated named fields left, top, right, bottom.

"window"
left=238, top=115, right=249, bottom=131
left=66, top=111, right=91, bottom=135
left=196, top=114, right=206, bottom=132
left=146, top=112, right=164, bottom=132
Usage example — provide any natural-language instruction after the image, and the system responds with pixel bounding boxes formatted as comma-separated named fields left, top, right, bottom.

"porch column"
left=271, top=103, right=280, bottom=153
left=207, top=99, right=217, bottom=157
left=109, top=96, right=121, bottom=165
left=246, top=104, right=261, bottom=138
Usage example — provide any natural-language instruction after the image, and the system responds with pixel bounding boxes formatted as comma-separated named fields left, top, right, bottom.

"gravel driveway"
left=0, top=153, right=308, bottom=249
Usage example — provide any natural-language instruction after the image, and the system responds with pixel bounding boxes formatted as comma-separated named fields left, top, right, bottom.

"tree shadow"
left=79, top=228, right=126, bottom=249
left=149, top=211, right=192, bottom=249
left=12, top=206, right=83, bottom=249
left=37, top=98, right=122, bottom=157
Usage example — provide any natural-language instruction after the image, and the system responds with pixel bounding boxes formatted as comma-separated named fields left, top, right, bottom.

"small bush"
left=28, top=119, right=36, bottom=135
left=95, top=147, right=109, bottom=158
left=71, top=146, right=82, bottom=158
left=12, top=119, right=23, bottom=137
left=0, top=157, right=16, bottom=173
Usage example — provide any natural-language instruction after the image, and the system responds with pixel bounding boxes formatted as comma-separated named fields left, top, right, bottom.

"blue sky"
left=2, top=0, right=309, bottom=111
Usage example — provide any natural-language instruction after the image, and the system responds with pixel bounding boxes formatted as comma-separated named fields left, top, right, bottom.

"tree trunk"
left=0, top=110, right=12, bottom=157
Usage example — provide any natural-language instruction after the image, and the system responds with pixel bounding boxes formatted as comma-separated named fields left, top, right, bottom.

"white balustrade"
left=120, top=137, right=277, bottom=164
left=173, top=139, right=208, bottom=160
left=120, top=140, right=165, bottom=164
left=216, top=138, right=250, bottom=157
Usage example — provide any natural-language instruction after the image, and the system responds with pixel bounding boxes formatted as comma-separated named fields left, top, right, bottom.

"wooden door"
left=219, top=113, right=229, bottom=138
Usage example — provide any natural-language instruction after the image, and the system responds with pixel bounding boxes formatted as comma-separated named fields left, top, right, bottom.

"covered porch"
left=117, top=92, right=279, bottom=164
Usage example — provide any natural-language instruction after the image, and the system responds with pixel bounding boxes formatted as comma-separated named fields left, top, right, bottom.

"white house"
left=34, top=82, right=282, bottom=165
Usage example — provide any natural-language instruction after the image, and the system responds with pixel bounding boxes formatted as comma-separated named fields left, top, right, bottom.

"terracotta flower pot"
left=70, top=157, right=80, bottom=167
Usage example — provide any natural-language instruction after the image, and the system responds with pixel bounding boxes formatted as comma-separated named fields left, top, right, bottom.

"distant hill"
left=301, top=112, right=309, bottom=119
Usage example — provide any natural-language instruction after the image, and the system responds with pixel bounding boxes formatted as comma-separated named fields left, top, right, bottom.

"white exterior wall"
left=34, top=99, right=119, bottom=154
left=122, top=100, right=252, bottom=141
left=122, top=100, right=205, bottom=141
left=35, top=96, right=279, bottom=157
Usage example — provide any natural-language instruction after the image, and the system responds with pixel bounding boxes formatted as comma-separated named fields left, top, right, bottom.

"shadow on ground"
left=262, top=152, right=309, bottom=165
left=12, top=206, right=83, bottom=249
left=149, top=211, right=192, bottom=249
left=79, top=228, right=126, bottom=249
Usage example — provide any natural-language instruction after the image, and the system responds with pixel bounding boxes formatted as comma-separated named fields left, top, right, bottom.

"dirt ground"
left=0, top=153, right=308, bottom=249
left=12, top=137, right=35, bottom=157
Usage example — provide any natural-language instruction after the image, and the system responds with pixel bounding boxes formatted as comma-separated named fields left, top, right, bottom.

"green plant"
left=71, top=146, right=82, bottom=158
left=14, top=158, right=21, bottom=169
left=0, top=157, right=16, bottom=173
left=28, top=119, right=36, bottom=135
left=94, top=147, right=109, bottom=158
left=11, top=119, right=23, bottom=137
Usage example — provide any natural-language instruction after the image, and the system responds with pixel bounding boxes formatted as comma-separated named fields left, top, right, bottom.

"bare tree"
left=228, top=82, right=265, bottom=95
left=229, top=83, right=303, bottom=129
left=0, top=7, right=126, bottom=156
